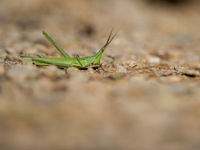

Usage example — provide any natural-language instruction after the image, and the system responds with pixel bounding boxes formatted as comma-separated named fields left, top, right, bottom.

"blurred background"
left=0, top=0, right=200, bottom=150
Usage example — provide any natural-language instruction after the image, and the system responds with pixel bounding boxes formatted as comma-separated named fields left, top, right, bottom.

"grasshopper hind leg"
left=33, top=61, right=49, bottom=66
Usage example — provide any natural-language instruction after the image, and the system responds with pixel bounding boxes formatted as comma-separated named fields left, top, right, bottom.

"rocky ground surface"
left=0, top=0, right=200, bottom=150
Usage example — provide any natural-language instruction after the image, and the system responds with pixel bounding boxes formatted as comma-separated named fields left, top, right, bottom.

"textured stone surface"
left=0, top=0, right=200, bottom=150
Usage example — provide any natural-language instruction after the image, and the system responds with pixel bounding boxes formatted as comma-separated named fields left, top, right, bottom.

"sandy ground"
left=0, top=0, right=200, bottom=150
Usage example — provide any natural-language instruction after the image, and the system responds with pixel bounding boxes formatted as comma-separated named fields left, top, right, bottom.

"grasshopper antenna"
left=101, top=29, right=117, bottom=53
left=93, top=29, right=117, bottom=64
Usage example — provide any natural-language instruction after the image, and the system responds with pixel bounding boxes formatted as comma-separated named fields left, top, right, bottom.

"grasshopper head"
left=93, top=30, right=117, bottom=64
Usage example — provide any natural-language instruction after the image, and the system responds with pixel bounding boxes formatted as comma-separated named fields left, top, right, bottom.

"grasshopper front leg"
left=74, top=54, right=83, bottom=68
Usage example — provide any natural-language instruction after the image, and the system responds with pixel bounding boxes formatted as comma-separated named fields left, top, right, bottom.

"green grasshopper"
left=21, top=30, right=116, bottom=69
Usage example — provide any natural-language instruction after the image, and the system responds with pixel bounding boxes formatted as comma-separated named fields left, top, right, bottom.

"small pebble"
left=117, top=66, right=127, bottom=73
left=104, top=56, right=114, bottom=64
left=148, top=57, right=160, bottom=64
left=122, top=60, right=137, bottom=68
left=181, top=69, right=200, bottom=77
